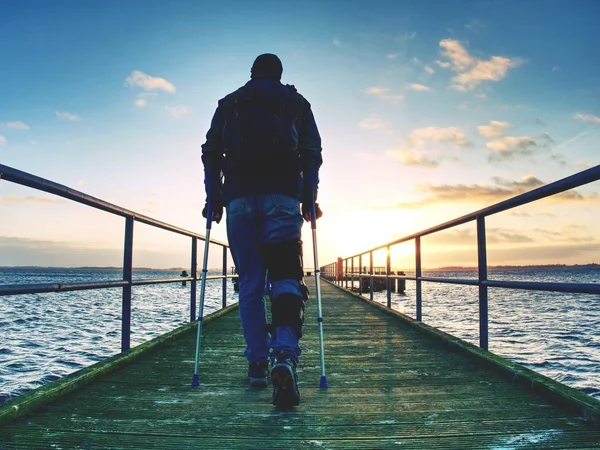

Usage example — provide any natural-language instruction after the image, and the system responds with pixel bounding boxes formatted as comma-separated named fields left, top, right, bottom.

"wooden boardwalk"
left=1, top=279, right=599, bottom=449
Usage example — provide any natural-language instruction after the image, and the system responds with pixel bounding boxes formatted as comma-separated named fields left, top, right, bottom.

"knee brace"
left=264, top=240, right=304, bottom=281
left=271, top=293, right=305, bottom=338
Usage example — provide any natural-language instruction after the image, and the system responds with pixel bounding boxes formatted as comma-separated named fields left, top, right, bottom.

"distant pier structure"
left=180, top=270, right=188, bottom=286
left=328, top=259, right=406, bottom=294
left=231, top=266, right=239, bottom=292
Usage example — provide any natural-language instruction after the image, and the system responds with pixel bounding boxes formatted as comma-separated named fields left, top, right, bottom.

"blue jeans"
left=226, top=194, right=304, bottom=364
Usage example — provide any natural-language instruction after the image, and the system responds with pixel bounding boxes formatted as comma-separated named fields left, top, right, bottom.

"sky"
left=1, top=0, right=600, bottom=270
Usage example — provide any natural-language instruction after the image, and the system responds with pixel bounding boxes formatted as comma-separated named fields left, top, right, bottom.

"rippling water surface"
left=350, top=265, right=600, bottom=399
left=1, top=266, right=599, bottom=404
left=0, top=267, right=238, bottom=404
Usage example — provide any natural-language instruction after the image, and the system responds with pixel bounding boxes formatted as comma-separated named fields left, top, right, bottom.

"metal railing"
left=322, top=164, right=600, bottom=350
left=0, top=163, right=236, bottom=352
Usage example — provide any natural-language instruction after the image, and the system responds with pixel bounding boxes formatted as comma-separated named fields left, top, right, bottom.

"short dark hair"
left=251, top=53, right=283, bottom=81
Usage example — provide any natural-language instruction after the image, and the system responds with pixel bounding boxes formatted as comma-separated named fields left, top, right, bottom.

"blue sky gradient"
left=1, top=0, right=599, bottom=268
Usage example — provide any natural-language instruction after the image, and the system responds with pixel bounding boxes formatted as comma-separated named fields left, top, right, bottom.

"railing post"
left=121, top=216, right=134, bottom=352
left=351, top=257, right=354, bottom=291
left=477, top=216, right=489, bottom=350
left=344, top=259, right=348, bottom=289
left=358, top=255, right=362, bottom=296
left=222, top=246, right=228, bottom=308
left=386, top=246, right=391, bottom=308
left=415, top=237, right=422, bottom=321
left=369, top=251, right=374, bottom=301
left=190, top=237, right=197, bottom=322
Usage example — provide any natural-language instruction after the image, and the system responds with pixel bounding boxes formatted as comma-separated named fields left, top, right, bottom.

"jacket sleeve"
left=298, top=100, right=323, bottom=174
left=201, top=102, right=227, bottom=172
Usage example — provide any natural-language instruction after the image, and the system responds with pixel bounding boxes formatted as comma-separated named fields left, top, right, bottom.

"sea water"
left=1, top=266, right=598, bottom=404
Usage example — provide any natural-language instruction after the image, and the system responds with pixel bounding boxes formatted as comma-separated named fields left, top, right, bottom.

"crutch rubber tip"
left=191, top=374, right=200, bottom=387
left=319, top=376, right=328, bottom=389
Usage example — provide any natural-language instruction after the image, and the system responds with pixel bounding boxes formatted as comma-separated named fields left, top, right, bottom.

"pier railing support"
left=121, top=216, right=134, bottom=352
left=477, top=216, right=489, bottom=350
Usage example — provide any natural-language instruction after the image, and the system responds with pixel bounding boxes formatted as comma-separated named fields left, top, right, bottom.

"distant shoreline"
left=1, top=263, right=598, bottom=272
left=423, top=263, right=599, bottom=272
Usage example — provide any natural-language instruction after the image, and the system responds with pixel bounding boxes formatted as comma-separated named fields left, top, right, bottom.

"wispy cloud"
left=386, top=52, right=401, bottom=60
left=359, top=114, right=387, bottom=130
left=438, top=39, right=522, bottom=91
left=424, top=65, right=435, bottom=75
left=165, top=105, right=191, bottom=119
left=134, top=92, right=158, bottom=107
left=464, top=19, right=487, bottom=34
left=478, top=120, right=510, bottom=138
left=332, top=38, right=342, bottom=47
left=419, top=228, right=533, bottom=246
left=406, top=126, right=472, bottom=148
left=411, top=175, right=599, bottom=206
left=55, top=111, right=81, bottom=121
left=364, top=86, right=403, bottom=102
left=126, top=70, right=176, bottom=93
left=573, top=113, right=600, bottom=125
left=408, top=83, right=432, bottom=92
left=390, top=152, right=440, bottom=168
left=478, top=120, right=553, bottom=162
left=395, top=32, right=417, bottom=42
left=388, top=126, right=471, bottom=167
left=4, top=121, right=29, bottom=130
left=0, top=135, right=6, bottom=146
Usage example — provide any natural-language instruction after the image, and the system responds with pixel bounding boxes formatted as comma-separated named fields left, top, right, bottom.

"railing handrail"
left=0, top=163, right=227, bottom=247
left=347, top=164, right=600, bottom=259
left=323, top=164, right=600, bottom=351
left=0, top=163, right=234, bottom=352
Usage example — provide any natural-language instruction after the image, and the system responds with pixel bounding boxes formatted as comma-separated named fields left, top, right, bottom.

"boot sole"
left=271, top=364, right=300, bottom=407
left=248, top=376, right=268, bottom=388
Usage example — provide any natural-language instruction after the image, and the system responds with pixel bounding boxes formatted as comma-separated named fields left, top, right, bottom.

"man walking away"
left=201, top=53, right=323, bottom=408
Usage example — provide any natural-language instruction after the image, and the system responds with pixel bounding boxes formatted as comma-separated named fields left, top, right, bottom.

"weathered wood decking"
left=1, top=279, right=599, bottom=449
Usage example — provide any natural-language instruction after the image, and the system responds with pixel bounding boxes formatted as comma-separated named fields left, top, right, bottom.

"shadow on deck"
left=1, top=279, right=599, bottom=449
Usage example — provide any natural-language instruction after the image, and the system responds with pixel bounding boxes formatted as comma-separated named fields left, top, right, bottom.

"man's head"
left=251, top=53, right=283, bottom=81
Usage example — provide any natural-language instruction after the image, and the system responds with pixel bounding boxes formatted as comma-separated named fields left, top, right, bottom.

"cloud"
left=438, top=39, right=522, bottom=91
left=573, top=113, right=600, bottom=125
left=406, top=126, right=472, bottom=148
left=424, top=65, right=435, bottom=75
left=5, top=121, right=29, bottom=130
left=477, top=120, right=509, bottom=138
left=332, top=38, right=342, bottom=47
left=134, top=93, right=157, bottom=107
left=359, top=114, right=387, bottom=130
left=55, top=111, right=81, bottom=121
left=389, top=152, right=440, bottom=167
left=478, top=120, right=554, bottom=161
left=388, top=126, right=471, bottom=167
left=464, top=19, right=487, bottom=34
left=408, top=83, right=431, bottom=92
left=487, top=134, right=553, bottom=161
left=412, top=174, right=599, bottom=206
left=395, top=32, right=417, bottom=42
left=386, top=52, right=401, bottom=60
left=487, top=228, right=534, bottom=244
left=125, top=70, right=176, bottom=93
left=165, top=105, right=191, bottom=119
left=0, top=135, right=6, bottom=146
left=492, top=175, right=544, bottom=189
left=423, top=228, right=533, bottom=246
left=364, top=86, right=404, bottom=102
left=534, top=226, right=595, bottom=243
